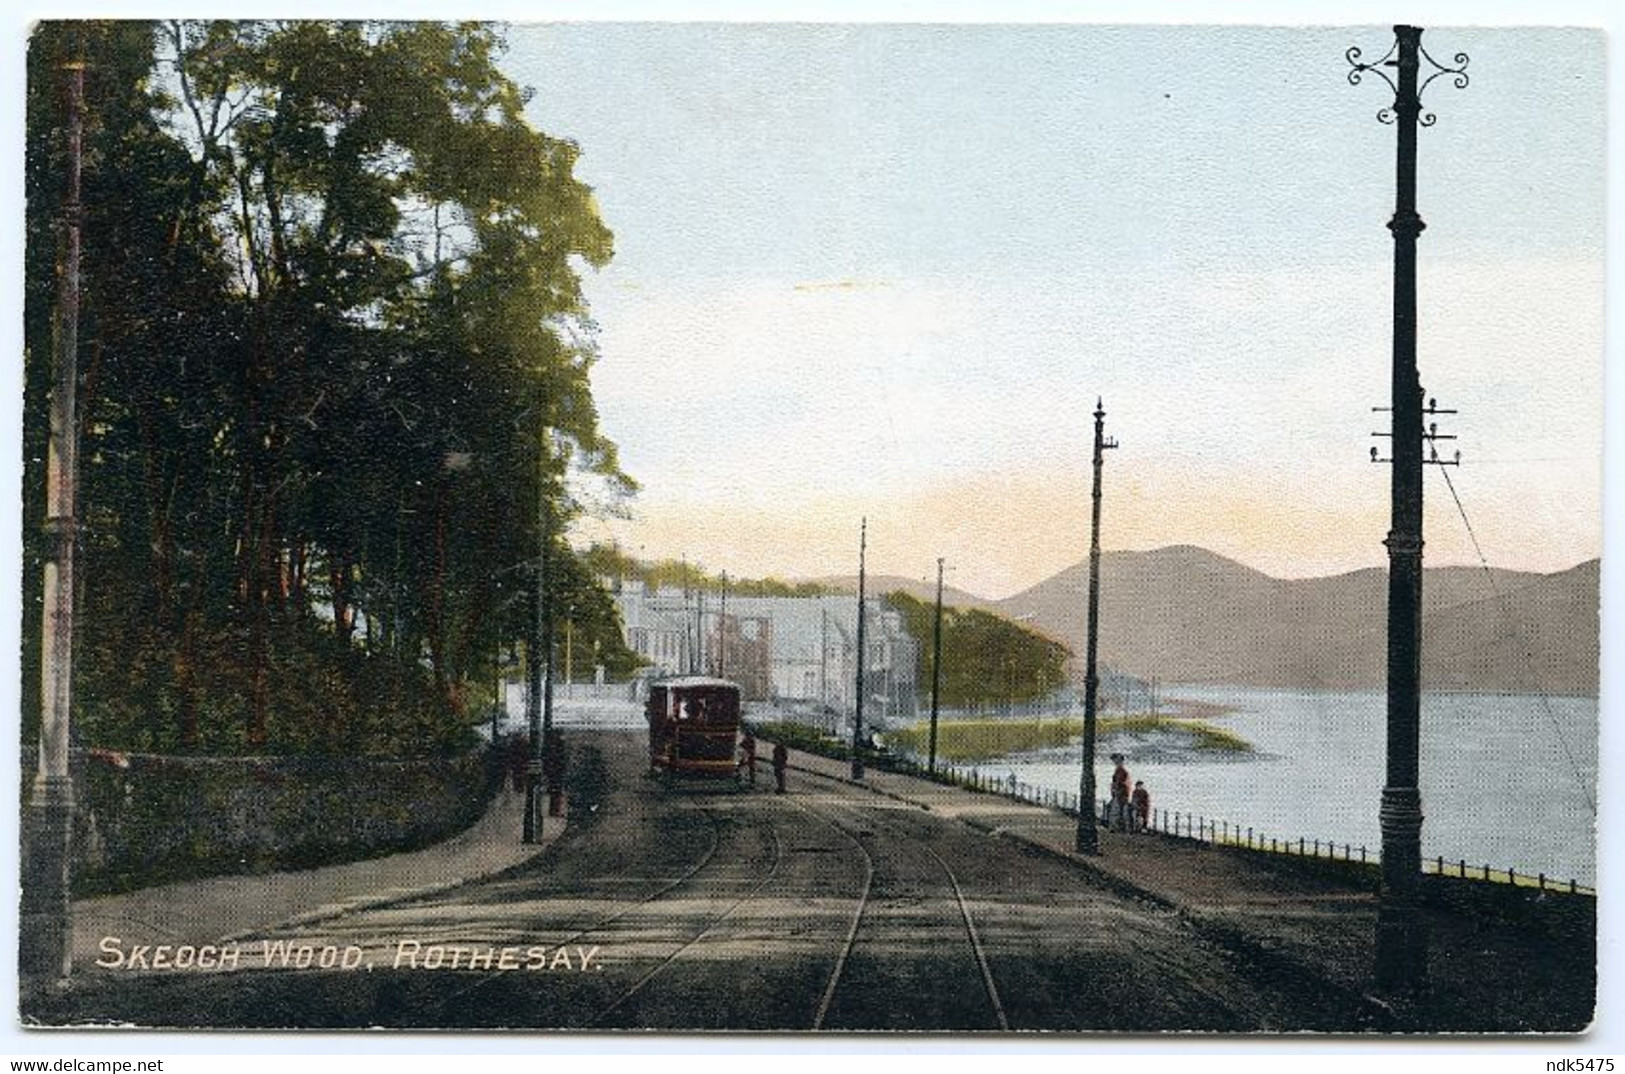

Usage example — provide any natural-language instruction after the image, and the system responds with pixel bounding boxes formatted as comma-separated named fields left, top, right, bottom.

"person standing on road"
left=1109, top=753, right=1131, bottom=831
left=1131, top=779, right=1151, bottom=833
left=739, top=729, right=758, bottom=786
left=772, top=741, right=789, bottom=794
left=543, top=729, right=567, bottom=816
left=507, top=733, right=529, bottom=794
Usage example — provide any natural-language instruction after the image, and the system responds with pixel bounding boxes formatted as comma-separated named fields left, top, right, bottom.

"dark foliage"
left=25, top=21, right=638, bottom=755
left=885, top=591, right=1070, bottom=708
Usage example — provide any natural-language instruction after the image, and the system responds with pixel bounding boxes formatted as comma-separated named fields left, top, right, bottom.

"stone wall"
left=20, top=746, right=497, bottom=896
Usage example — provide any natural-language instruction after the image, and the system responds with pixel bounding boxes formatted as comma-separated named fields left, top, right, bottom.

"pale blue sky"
left=513, top=25, right=1602, bottom=277
left=506, top=24, right=1604, bottom=597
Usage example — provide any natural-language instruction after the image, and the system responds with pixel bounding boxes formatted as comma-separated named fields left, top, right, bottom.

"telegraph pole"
left=523, top=490, right=544, bottom=842
left=564, top=607, right=574, bottom=698
left=820, top=606, right=829, bottom=721
left=928, top=557, right=945, bottom=775
left=1347, top=25, right=1468, bottom=995
left=696, top=588, right=707, bottom=675
left=681, top=555, right=692, bottom=674
left=492, top=641, right=502, bottom=745
left=23, top=44, right=85, bottom=987
left=524, top=445, right=556, bottom=843
left=540, top=503, right=557, bottom=817
left=719, top=570, right=729, bottom=679
left=1075, top=398, right=1116, bottom=855
left=851, top=517, right=868, bottom=780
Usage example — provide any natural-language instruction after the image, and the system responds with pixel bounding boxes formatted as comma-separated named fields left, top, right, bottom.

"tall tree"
left=25, top=20, right=632, bottom=755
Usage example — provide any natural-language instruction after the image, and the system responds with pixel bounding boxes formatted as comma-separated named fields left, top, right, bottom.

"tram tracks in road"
left=788, top=765, right=1277, bottom=1030
left=790, top=770, right=1010, bottom=1031
left=584, top=818, right=784, bottom=1027
left=437, top=798, right=728, bottom=1014
left=925, top=844, right=1010, bottom=1031
left=780, top=793, right=874, bottom=1030
left=439, top=764, right=1261, bottom=1031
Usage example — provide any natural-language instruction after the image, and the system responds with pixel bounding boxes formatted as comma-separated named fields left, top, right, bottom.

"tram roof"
left=652, top=676, right=741, bottom=691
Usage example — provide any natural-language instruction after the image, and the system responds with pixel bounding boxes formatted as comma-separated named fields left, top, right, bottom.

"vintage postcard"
left=14, top=18, right=1602, bottom=1035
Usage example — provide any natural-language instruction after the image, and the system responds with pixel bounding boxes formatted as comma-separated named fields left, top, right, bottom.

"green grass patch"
left=748, top=719, right=853, bottom=761
left=886, top=714, right=1253, bottom=763
left=1101, top=715, right=1254, bottom=754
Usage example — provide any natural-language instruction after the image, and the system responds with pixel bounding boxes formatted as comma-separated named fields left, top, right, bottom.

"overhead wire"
left=1433, top=459, right=1597, bottom=817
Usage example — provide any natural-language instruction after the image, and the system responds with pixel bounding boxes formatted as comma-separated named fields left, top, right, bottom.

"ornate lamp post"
left=1345, top=25, right=1469, bottom=995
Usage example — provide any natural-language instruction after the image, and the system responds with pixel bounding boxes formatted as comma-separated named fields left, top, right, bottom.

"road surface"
left=43, top=733, right=1362, bottom=1031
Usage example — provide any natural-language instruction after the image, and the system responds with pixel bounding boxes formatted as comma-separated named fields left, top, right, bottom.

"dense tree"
left=885, top=592, right=1070, bottom=709
left=24, top=20, right=636, bottom=756
left=579, top=543, right=843, bottom=599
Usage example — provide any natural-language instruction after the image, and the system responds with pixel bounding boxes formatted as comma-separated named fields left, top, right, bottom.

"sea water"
left=987, top=685, right=1598, bottom=887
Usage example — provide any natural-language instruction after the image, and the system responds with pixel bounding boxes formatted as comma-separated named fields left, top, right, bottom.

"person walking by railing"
left=1131, top=780, right=1151, bottom=833
left=1109, top=753, right=1131, bottom=831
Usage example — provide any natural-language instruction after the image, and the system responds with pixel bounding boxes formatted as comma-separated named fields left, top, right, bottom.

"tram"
left=646, top=676, right=743, bottom=779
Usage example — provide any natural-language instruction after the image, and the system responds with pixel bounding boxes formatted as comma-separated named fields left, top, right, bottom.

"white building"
left=609, top=582, right=919, bottom=723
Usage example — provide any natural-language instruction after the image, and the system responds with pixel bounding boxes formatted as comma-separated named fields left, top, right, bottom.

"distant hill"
left=994, top=546, right=1599, bottom=696
left=812, top=574, right=997, bottom=611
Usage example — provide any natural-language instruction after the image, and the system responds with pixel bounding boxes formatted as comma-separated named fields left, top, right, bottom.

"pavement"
left=779, top=746, right=1596, bottom=1033
left=70, top=783, right=569, bottom=969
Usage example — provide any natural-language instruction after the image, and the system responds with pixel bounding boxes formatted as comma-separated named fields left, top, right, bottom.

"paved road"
left=44, top=733, right=1359, bottom=1032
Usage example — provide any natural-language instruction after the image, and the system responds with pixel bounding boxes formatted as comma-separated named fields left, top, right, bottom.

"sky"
left=500, top=23, right=1605, bottom=599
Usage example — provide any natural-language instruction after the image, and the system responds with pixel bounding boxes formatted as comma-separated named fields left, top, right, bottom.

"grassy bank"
left=886, top=714, right=1252, bottom=763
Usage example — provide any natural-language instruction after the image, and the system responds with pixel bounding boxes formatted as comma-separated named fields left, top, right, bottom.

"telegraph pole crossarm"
left=1075, top=398, right=1117, bottom=856
left=1345, top=23, right=1469, bottom=997
left=1372, top=399, right=1462, bottom=467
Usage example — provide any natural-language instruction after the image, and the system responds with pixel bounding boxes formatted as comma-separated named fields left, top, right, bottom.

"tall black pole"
left=541, top=499, right=555, bottom=795
left=681, top=555, right=691, bottom=673
left=1378, top=24, right=1429, bottom=994
left=1075, top=398, right=1115, bottom=855
left=1347, top=24, right=1468, bottom=995
left=851, top=518, right=867, bottom=780
left=23, top=46, right=85, bottom=988
left=820, top=608, right=828, bottom=717
left=696, top=588, right=707, bottom=675
left=523, top=445, right=552, bottom=843
left=928, top=557, right=945, bottom=775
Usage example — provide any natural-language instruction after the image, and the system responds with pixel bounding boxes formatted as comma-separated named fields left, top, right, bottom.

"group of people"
left=1107, top=752, right=1152, bottom=833
left=736, top=730, right=789, bottom=793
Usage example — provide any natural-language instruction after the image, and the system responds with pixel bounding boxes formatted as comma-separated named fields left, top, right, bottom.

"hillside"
left=995, top=546, right=1599, bottom=696
left=813, top=574, right=996, bottom=611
